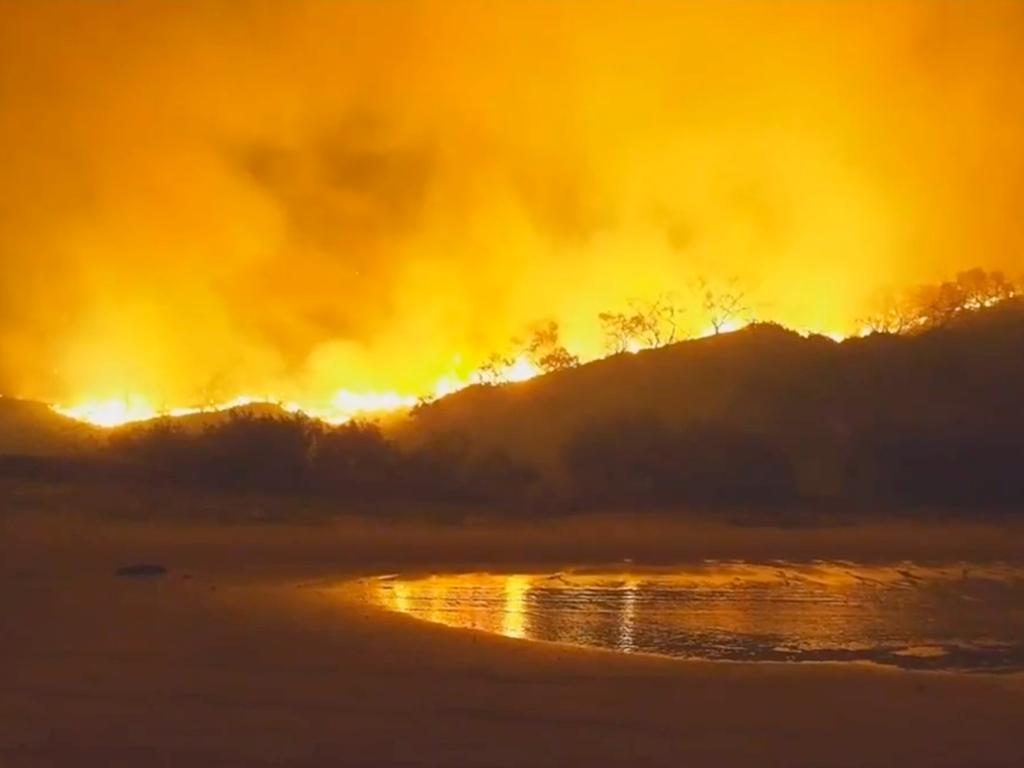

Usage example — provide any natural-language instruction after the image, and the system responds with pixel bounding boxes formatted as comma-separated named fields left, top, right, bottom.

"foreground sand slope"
left=2, top=512, right=1023, bottom=767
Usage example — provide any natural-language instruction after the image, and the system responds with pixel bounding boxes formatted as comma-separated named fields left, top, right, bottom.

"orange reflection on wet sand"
left=356, top=563, right=1024, bottom=672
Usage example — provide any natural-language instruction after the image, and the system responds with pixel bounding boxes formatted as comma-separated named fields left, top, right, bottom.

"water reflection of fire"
left=358, top=563, right=1024, bottom=672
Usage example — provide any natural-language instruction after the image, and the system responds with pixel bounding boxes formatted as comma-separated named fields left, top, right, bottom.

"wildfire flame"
left=53, top=390, right=423, bottom=429
left=50, top=325, right=856, bottom=429
left=52, top=395, right=159, bottom=429
left=51, top=372, right=483, bottom=429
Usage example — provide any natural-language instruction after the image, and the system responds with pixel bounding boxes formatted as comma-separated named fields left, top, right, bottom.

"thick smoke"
left=1, top=0, right=1022, bottom=407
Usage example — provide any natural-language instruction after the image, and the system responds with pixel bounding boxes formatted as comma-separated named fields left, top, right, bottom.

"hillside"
left=398, top=299, right=1024, bottom=505
left=0, top=397, right=102, bottom=456
left=3, top=300, right=1023, bottom=510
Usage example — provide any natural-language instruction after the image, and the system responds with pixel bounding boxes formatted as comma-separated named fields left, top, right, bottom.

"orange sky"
left=0, top=1, right=1022, bottom=414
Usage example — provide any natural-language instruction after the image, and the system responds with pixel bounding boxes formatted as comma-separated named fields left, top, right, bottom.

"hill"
left=3, top=300, right=1023, bottom=511
left=398, top=299, right=1024, bottom=507
left=0, top=397, right=102, bottom=456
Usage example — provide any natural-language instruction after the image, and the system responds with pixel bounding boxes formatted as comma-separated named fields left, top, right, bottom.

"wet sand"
left=3, top=508, right=1023, bottom=767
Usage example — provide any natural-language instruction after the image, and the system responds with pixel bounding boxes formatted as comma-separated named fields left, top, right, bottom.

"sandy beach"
left=3, top=508, right=1023, bottom=767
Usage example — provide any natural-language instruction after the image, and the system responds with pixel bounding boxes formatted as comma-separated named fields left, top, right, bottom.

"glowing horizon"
left=48, top=321, right=844, bottom=428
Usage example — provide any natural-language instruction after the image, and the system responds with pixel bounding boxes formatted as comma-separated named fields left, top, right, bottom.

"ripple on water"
left=353, top=562, right=1024, bottom=672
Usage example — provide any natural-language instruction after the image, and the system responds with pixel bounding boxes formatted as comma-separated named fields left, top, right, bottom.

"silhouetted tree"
left=190, top=414, right=318, bottom=491
left=869, top=268, right=1021, bottom=334
left=598, top=310, right=643, bottom=354
left=848, top=426, right=1024, bottom=507
left=953, top=268, right=1017, bottom=310
left=563, top=417, right=797, bottom=507
left=108, top=419, right=193, bottom=475
left=475, top=321, right=579, bottom=383
left=312, top=421, right=400, bottom=496
left=106, top=413, right=320, bottom=491
left=633, top=295, right=685, bottom=347
left=696, top=277, right=750, bottom=334
left=598, top=294, right=685, bottom=353
left=859, top=295, right=922, bottom=335
left=474, top=351, right=516, bottom=385
left=525, top=320, right=579, bottom=372
left=913, top=280, right=969, bottom=327
left=400, top=433, right=539, bottom=504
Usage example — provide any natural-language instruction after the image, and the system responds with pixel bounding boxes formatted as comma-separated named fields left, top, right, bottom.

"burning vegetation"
left=48, top=268, right=1021, bottom=429
left=5, top=290, right=1022, bottom=514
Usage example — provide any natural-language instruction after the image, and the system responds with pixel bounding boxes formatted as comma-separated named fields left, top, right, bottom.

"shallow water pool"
left=354, top=562, right=1024, bottom=672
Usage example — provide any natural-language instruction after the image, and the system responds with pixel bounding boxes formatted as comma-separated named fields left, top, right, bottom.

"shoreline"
left=4, top=509, right=1024, bottom=766
left=334, top=569, right=1024, bottom=678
